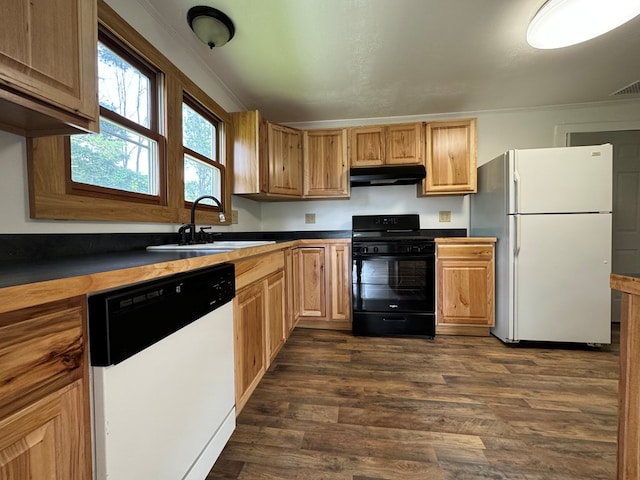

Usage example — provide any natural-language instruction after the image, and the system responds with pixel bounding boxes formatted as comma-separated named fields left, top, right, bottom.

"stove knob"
left=373, top=246, right=379, bottom=253
left=362, top=246, right=368, bottom=253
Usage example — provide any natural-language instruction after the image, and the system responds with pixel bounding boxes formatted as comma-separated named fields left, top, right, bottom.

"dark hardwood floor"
left=209, top=326, right=620, bottom=479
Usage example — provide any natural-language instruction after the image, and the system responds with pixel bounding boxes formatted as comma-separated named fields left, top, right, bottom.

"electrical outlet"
left=439, top=210, right=451, bottom=222
left=305, top=213, right=316, bottom=224
left=231, top=210, right=239, bottom=224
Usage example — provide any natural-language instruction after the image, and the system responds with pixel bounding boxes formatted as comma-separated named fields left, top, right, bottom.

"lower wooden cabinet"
left=234, top=281, right=267, bottom=414
left=299, top=247, right=326, bottom=318
left=266, top=270, right=286, bottom=364
left=284, top=247, right=300, bottom=334
left=231, top=242, right=352, bottom=412
left=0, top=379, right=88, bottom=479
left=0, top=296, right=91, bottom=480
left=436, top=238, right=496, bottom=336
left=297, top=241, right=351, bottom=330
left=233, top=251, right=287, bottom=414
left=330, top=243, right=352, bottom=322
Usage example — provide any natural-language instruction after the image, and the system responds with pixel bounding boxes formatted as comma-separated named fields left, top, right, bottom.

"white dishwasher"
left=88, top=263, right=236, bottom=480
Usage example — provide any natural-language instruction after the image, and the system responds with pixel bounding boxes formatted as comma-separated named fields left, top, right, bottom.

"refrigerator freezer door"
left=513, top=213, right=612, bottom=343
left=511, top=145, right=612, bottom=214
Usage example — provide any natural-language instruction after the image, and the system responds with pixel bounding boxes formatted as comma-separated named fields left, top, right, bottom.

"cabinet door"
left=0, top=379, right=90, bottom=480
left=234, top=282, right=266, bottom=412
left=329, top=243, right=351, bottom=321
left=303, top=129, right=349, bottom=197
left=285, top=248, right=300, bottom=334
left=266, top=271, right=286, bottom=363
left=386, top=123, right=423, bottom=165
left=437, top=243, right=494, bottom=327
left=299, top=247, right=326, bottom=317
left=0, top=0, right=98, bottom=135
left=422, top=119, right=477, bottom=196
left=268, top=123, right=303, bottom=196
left=232, top=110, right=268, bottom=194
left=349, top=126, right=385, bottom=167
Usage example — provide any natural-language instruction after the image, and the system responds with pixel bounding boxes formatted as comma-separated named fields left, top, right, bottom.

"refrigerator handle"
left=515, top=215, right=521, bottom=255
left=513, top=169, right=521, bottom=214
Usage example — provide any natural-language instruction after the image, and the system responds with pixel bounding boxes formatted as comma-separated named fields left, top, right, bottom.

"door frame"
left=560, top=120, right=640, bottom=324
left=554, top=120, right=640, bottom=146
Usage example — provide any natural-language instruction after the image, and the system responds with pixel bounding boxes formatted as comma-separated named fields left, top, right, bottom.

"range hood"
left=350, top=164, right=426, bottom=187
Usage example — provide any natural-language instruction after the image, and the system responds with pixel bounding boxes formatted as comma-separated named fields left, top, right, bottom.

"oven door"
left=352, top=252, right=435, bottom=313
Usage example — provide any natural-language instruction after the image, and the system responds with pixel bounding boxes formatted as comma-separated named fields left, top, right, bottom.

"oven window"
left=352, top=257, right=434, bottom=312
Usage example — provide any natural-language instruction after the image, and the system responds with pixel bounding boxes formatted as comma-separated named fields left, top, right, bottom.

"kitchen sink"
left=146, top=240, right=276, bottom=252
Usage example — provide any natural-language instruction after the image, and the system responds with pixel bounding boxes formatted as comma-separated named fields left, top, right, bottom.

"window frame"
left=65, top=25, right=167, bottom=205
left=182, top=92, right=226, bottom=212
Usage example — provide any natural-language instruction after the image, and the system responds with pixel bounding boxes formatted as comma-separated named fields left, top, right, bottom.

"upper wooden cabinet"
left=232, top=111, right=303, bottom=199
left=349, top=122, right=423, bottom=167
left=232, top=112, right=477, bottom=201
left=303, top=128, right=349, bottom=198
left=421, top=118, right=477, bottom=196
left=268, top=123, right=303, bottom=196
left=232, top=110, right=268, bottom=195
left=386, top=123, right=423, bottom=165
left=349, top=126, right=385, bottom=166
left=0, top=0, right=98, bottom=136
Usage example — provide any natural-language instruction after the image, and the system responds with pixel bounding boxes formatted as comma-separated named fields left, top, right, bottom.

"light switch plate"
left=305, top=213, right=316, bottom=224
left=439, top=211, right=451, bottom=222
left=231, top=210, right=239, bottom=224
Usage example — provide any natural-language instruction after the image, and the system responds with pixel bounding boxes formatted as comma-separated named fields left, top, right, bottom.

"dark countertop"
left=0, top=228, right=467, bottom=299
left=0, top=231, right=352, bottom=289
left=0, top=249, right=226, bottom=289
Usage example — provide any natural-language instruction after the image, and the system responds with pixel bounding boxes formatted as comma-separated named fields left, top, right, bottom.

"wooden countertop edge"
left=434, top=237, right=497, bottom=243
left=0, top=239, right=308, bottom=314
left=611, top=273, right=640, bottom=296
left=1, top=236, right=494, bottom=313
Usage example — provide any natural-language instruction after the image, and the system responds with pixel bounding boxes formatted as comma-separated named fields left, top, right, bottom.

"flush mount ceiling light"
left=527, top=0, right=640, bottom=49
left=187, top=6, right=235, bottom=49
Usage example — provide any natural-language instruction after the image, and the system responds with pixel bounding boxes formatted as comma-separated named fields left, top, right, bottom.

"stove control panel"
left=352, top=241, right=435, bottom=255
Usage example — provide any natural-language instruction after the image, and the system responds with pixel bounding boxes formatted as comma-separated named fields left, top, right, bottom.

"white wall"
left=1, top=0, right=639, bottom=234
left=258, top=186, right=466, bottom=231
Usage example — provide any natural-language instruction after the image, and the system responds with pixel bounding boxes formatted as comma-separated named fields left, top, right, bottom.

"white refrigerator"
left=470, top=144, right=612, bottom=344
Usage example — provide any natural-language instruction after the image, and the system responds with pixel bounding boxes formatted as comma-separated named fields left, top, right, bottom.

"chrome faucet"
left=179, top=195, right=225, bottom=244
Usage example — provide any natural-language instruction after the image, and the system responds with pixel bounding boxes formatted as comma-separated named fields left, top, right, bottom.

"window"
left=69, top=27, right=164, bottom=202
left=27, top=2, right=232, bottom=224
left=182, top=95, right=224, bottom=207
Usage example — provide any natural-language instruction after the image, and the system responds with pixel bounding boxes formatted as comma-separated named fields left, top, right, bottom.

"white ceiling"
left=141, top=0, right=640, bottom=124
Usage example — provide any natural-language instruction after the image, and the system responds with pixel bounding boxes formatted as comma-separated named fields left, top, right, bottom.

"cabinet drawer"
left=0, top=297, right=85, bottom=414
left=234, top=251, right=285, bottom=290
left=437, top=244, right=493, bottom=260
